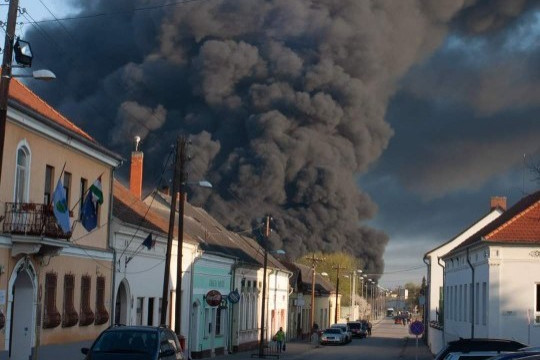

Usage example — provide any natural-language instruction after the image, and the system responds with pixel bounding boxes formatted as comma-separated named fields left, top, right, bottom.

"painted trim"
left=8, top=107, right=121, bottom=167
left=61, top=246, right=114, bottom=261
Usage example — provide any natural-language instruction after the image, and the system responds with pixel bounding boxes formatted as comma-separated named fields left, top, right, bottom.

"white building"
left=423, top=197, right=504, bottom=354
left=441, top=191, right=540, bottom=347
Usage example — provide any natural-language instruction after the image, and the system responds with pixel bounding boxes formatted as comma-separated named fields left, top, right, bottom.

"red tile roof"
left=449, top=190, right=540, bottom=255
left=10, top=78, right=94, bottom=141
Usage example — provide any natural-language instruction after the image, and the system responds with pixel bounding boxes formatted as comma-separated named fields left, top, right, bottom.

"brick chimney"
left=490, top=196, right=507, bottom=211
left=129, top=136, right=143, bottom=199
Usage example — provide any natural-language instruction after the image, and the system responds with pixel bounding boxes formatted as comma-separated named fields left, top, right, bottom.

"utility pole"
left=0, top=0, right=19, bottom=185
left=160, top=137, right=182, bottom=326
left=333, top=264, right=347, bottom=324
left=307, top=254, right=323, bottom=331
left=258, top=215, right=271, bottom=358
left=175, top=136, right=187, bottom=341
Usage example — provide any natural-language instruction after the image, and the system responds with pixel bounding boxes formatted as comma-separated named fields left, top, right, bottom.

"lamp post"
left=0, top=0, right=55, bottom=185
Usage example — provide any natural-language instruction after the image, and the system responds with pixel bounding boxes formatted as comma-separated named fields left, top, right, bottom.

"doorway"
left=190, top=301, right=200, bottom=354
left=114, top=280, right=130, bottom=325
left=7, top=258, right=36, bottom=360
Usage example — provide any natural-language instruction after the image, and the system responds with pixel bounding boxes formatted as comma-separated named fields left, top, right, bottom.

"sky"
left=4, top=0, right=540, bottom=290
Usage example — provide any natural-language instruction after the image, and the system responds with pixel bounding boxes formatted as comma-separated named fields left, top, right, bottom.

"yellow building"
left=0, top=79, right=121, bottom=359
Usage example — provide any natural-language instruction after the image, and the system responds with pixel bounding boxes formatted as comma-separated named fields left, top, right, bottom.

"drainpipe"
left=188, top=249, right=203, bottom=358
left=108, top=169, right=117, bottom=327
left=423, top=256, right=430, bottom=342
left=466, top=247, right=475, bottom=339
left=437, top=257, right=445, bottom=345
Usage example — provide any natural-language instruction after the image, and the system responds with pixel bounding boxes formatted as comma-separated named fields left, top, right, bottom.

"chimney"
left=129, top=136, right=143, bottom=199
left=490, top=196, right=507, bottom=211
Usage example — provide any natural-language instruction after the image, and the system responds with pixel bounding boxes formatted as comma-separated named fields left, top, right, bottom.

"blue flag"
left=81, top=191, right=97, bottom=232
left=52, top=178, right=71, bottom=233
left=142, top=233, right=154, bottom=250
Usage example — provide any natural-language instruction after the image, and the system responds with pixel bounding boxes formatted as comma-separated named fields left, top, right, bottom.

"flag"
left=142, top=233, right=155, bottom=250
left=81, top=191, right=97, bottom=232
left=52, top=178, right=71, bottom=233
left=80, top=176, right=103, bottom=232
left=89, top=176, right=103, bottom=205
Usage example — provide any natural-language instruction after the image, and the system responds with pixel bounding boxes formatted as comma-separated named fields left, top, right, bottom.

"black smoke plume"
left=25, top=0, right=534, bottom=275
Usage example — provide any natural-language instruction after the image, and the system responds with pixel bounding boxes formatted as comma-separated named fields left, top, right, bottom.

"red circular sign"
left=205, top=290, right=222, bottom=307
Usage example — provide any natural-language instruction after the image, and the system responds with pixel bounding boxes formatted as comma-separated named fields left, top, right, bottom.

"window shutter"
left=79, top=275, right=94, bottom=326
left=94, top=276, right=109, bottom=325
left=62, top=274, right=78, bottom=327
left=43, top=272, right=61, bottom=328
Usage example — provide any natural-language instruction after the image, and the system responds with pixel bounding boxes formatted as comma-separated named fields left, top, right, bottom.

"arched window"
left=14, top=145, right=30, bottom=203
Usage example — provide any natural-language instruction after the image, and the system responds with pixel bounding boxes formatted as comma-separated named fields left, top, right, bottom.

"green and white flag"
left=89, top=176, right=103, bottom=205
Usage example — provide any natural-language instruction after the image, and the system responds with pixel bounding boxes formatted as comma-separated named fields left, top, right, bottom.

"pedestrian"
left=367, top=321, right=372, bottom=336
left=275, top=327, right=285, bottom=353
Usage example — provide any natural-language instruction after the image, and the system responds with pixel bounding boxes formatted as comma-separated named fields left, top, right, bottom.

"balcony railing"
left=3, top=202, right=71, bottom=239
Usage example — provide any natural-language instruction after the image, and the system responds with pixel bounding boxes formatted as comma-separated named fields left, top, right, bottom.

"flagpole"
left=42, top=162, right=68, bottom=235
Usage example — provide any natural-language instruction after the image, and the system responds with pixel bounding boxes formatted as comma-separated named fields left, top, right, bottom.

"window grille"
left=94, top=276, right=109, bottom=325
left=43, top=272, right=61, bottom=328
left=62, top=274, right=78, bottom=327
left=79, top=275, right=94, bottom=326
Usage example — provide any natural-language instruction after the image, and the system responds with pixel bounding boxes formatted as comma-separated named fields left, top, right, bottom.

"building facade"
left=0, top=79, right=121, bottom=359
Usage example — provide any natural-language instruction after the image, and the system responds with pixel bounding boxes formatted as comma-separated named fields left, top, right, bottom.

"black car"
left=435, top=338, right=526, bottom=360
left=81, top=325, right=184, bottom=360
left=347, top=322, right=367, bottom=338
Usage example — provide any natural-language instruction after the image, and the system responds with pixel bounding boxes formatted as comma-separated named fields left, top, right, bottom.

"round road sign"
left=228, top=290, right=240, bottom=304
left=409, top=320, right=424, bottom=336
left=205, top=290, right=222, bottom=307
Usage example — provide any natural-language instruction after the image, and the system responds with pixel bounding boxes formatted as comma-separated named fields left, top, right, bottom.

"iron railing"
left=3, top=202, right=71, bottom=239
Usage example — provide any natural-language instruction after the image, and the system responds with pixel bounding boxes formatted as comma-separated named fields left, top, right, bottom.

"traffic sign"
left=228, top=290, right=240, bottom=304
left=409, top=320, right=424, bottom=336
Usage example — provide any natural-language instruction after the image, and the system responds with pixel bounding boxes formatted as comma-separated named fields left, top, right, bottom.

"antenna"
left=134, top=136, right=141, bottom=152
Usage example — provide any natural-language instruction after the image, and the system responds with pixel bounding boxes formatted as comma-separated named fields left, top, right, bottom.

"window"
left=216, top=307, right=222, bottom=335
left=475, top=282, right=479, bottom=325
left=15, top=146, right=30, bottom=203
left=204, top=308, right=210, bottom=337
left=464, top=285, right=468, bottom=322
left=148, top=297, right=154, bottom=326
left=62, top=274, right=78, bottom=327
left=94, top=276, right=109, bottom=325
left=80, top=275, right=94, bottom=326
left=63, top=172, right=72, bottom=209
left=536, top=284, right=540, bottom=324
left=79, top=178, right=87, bottom=220
left=158, top=298, right=162, bottom=323
left=459, top=285, right=463, bottom=322
left=44, top=165, right=54, bottom=204
left=136, top=297, right=144, bottom=325
left=43, top=272, right=61, bottom=328
left=252, top=294, right=257, bottom=329
left=454, top=285, right=457, bottom=321
left=482, top=282, right=487, bottom=325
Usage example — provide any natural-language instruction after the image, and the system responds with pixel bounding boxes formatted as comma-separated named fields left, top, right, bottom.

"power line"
left=22, top=0, right=214, bottom=24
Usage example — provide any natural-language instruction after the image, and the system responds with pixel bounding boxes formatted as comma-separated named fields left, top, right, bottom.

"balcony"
left=3, top=202, right=71, bottom=239
left=2, top=202, right=72, bottom=257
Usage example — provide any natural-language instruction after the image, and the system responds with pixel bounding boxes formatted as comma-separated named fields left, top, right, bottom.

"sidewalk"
left=399, top=336, right=435, bottom=360
left=213, top=341, right=316, bottom=360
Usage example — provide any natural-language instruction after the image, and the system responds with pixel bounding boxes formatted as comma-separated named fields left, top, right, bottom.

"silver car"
left=320, top=328, right=346, bottom=345
left=331, top=323, right=352, bottom=343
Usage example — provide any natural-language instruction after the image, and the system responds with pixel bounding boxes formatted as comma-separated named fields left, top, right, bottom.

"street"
left=219, top=318, right=434, bottom=360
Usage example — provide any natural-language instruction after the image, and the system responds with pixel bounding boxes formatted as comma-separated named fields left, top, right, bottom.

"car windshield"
left=93, top=330, right=158, bottom=354
left=325, top=329, right=341, bottom=334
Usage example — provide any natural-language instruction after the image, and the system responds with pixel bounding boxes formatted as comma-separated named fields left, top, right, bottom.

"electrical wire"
left=23, top=0, right=215, bottom=24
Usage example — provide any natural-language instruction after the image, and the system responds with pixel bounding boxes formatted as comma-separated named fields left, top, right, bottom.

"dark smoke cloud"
left=24, top=0, right=530, bottom=275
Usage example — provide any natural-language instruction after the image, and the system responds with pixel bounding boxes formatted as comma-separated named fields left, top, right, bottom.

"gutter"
left=109, top=166, right=117, bottom=326
left=437, top=257, right=446, bottom=345
left=466, top=247, right=475, bottom=338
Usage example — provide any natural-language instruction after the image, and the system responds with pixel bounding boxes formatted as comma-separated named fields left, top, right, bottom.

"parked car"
left=81, top=325, right=184, bottom=360
left=320, top=328, right=346, bottom=345
left=435, top=339, right=526, bottom=360
left=347, top=321, right=367, bottom=338
left=444, top=351, right=509, bottom=360
left=330, top=323, right=352, bottom=342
